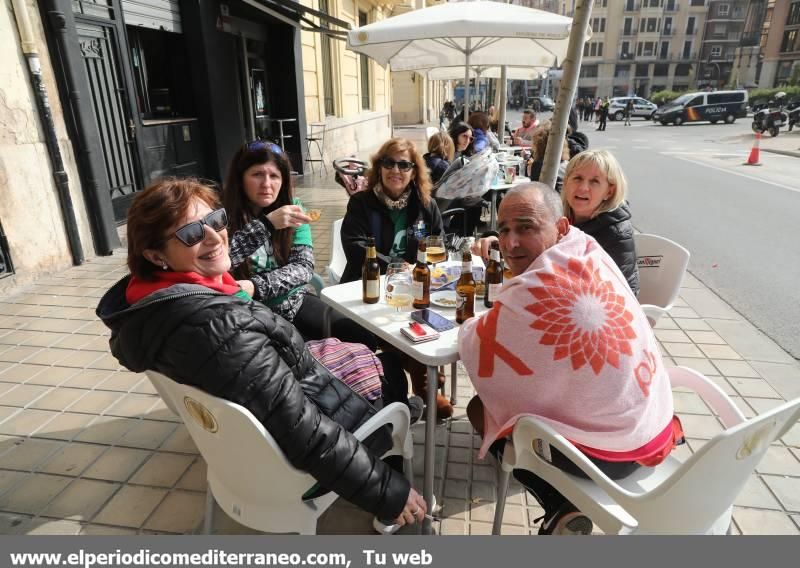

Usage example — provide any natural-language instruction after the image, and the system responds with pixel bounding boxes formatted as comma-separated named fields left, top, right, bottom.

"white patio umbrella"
left=347, top=1, right=580, bottom=122
left=425, top=65, right=545, bottom=81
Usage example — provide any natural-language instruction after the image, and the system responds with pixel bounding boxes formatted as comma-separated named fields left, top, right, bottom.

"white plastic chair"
left=145, top=371, right=413, bottom=535
left=492, top=366, right=800, bottom=535
left=425, top=126, right=439, bottom=140
left=635, top=233, right=690, bottom=326
left=328, top=218, right=347, bottom=286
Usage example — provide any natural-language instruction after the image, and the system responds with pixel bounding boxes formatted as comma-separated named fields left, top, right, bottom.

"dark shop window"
left=127, top=26, right=195, bottom=119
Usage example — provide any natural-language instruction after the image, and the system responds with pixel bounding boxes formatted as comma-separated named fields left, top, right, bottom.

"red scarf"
left=126, top=270, right=242, bottom=304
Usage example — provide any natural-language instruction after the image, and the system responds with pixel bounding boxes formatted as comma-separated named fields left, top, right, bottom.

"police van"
left=652, top=90, right=748, bottom=126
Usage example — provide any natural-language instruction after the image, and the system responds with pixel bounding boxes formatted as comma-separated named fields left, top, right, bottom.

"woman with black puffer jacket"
left=561, top=150, right=640, bottom=296
left=96, top=179, right=427, bottom=533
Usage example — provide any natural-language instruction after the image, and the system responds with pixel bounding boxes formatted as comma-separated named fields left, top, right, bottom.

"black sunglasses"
left=245, top=140, right=284, bottom=155
left=380, top=158, right=415, bottom=172
left=170, top=208, right=228, bottom=247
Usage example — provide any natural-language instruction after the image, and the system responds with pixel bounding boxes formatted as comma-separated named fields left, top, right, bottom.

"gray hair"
left=505, top=182, right=564, bottom=221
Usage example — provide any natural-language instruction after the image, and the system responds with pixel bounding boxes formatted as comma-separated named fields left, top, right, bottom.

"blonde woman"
left=423, top=131, right=455, bottom=184
left=562, top=149, right=639, bottom=295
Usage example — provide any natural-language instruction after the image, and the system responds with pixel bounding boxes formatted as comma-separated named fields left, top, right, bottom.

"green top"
left=387, top=208, right=408, bottom=259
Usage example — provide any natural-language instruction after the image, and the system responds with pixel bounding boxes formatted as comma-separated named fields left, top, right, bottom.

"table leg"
left=422, top=363, right=438, bottom=535
left=490, top=191, right=498, bottom=231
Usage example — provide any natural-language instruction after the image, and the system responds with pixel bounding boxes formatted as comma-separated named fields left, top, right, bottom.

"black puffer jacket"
left=340, top=186, right=443, bottom=283
left=423, top=153, right=449, bottom=184
left=96, top=277, right=409, bottom=519
left=574, top=202, right=640, bottom=296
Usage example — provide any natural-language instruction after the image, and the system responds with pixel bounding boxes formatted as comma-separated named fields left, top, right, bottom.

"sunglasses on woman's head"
left=245, top=140, right=284, bottom=155
left=379, top=158, right=415, bottom=172
left=170, top=208, right=228, bottom=247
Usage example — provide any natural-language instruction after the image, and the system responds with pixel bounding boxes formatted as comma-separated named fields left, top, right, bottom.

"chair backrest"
left=328, top=218, right=346, bottom=285
left=425, top=126, right=439, bottom=141
left=145, top=371, right=331, bottom=530
left=634, top=233, right=690, bottom=310
left=623, top=396, right=800, bottom=533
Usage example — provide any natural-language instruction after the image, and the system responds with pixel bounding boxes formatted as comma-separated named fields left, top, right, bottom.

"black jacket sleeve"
left=340, top=193, right=374, bottom=283
left=128, top=297, right=410, bottom=519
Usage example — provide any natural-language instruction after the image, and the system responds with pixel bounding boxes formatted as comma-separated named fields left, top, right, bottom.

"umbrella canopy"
left=425, top=65, right=545, bottom=81
left=347, top=2, right=576, bottom=72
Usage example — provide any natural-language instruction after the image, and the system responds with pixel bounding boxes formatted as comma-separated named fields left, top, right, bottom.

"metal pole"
left=498, top=66, right=508, bottom=144
left=541, top=0, right=594, bottom=190
left=12, top=0, right=84, bottom=265
left=463, top=38, right=471, bottom=122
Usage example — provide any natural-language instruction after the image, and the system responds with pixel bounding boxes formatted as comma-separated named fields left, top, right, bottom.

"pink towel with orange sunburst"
left=459, top=227, right=674, bottom=459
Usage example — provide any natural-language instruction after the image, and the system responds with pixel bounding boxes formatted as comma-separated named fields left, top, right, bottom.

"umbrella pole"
left=463, top=38, right=471, bottom=122
left=498, top=66, right=507, bottom=144
left=541, top=0, right=594, bottom=190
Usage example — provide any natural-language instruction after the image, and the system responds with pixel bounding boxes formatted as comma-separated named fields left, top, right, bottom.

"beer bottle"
left=412, top=241, right=430, bottom=309
left=455, top=249, right=476, bottom=324
left=484, top=242, right=504, bottom=308
left=362, top=237, right=380, bottom=304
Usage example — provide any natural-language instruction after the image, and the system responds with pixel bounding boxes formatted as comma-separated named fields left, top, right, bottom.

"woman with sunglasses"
left=223, top=141, right=373, bottom=347
left=340, top=137, right=453, bottom=419
left=97, top=179, right=427, bottom=532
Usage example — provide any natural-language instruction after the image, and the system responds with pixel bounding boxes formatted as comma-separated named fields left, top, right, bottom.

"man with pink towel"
left=458, top=183, right=684, bottom=535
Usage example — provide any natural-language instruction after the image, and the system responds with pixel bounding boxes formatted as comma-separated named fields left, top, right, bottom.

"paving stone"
left=83, top=447, right=151, bottom=482
left=41, top=478, right=119, bottom=520
left=143, top=490, right=206, bottom=534
left=733, top=476, right=782, bottom=510
left=0, top=473, right=72, bottom=515
left=654, top=318, right=678, bottom=330
left=115, top=420, right=177, bottom=450
left=654, top=330, right=691, bottom=343
left=129, top=453, right=194, bottom=488
left=176, top=458, right=207, bottom=492
left=29, top=387, right=87, bottom=412
left=0, top=384, right=52, bottom=407
left=669, top=307, right=699, bottom=319
left=749, top=362, right=800, bottom=401
left=672, top=358, right=717, bottom=375
left=38, top=442, right=106, bottom=477
left=27, top=367, right=81, bottom=387
left=727, top=377, right=782, bottom=399
left=762, top=476, right=800, bottom=512
left=662, top=342, right=705, bottom=358
left=756, top=446, right=800, bottom=476
left=1, top=438, right=64, bottom=472
left=443, top=479, right=468, bottom=500
left=746, top=397, right=785, bottom=415
left=79, top=524, right=138, bottom=535
left=712, top=360, right=761, bottom=378
left=0, top=511, right=32, bottom=534
left=698, top=344, right=741, bottom=360
left=733, top=507, right=800, bottom=535
left=671, top=391, right=710, bottom=415
left=104, top=393, right=161, bottom=418
left=32, top=412, right=95, bottom=441
left=678, top=414, right=724, bottom=439
left=685, top=330, right=726, bottom=345
left=0, top=409, right=59, bottom=436
left=729, top=396, right=756, bottom=419
left=673, top=318, right=711, bottom=331
left=706, top=319, right=796, bottom=366
left=93, top=485, right=167, bottom=528
left=439, top=518, right=466, bottom=535
left=74, top=415, right=137, bottom=445
left=781, top=424, right=800, bottom=448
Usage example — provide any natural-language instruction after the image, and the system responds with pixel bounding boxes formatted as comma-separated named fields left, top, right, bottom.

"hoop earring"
left=162, top=264, right=168, bottom=271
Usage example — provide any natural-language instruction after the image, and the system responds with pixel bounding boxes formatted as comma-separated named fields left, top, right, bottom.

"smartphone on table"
left=411, top=309, right=456, bottom=332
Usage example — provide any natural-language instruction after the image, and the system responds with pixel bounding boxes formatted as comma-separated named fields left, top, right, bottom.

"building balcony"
left=623, top=2, right=640, bottom=13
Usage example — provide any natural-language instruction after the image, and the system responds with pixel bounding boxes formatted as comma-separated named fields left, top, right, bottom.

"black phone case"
left=411, top=309, right=455, bottom=332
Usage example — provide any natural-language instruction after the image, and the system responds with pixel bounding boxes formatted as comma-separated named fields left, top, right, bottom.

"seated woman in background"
left=340, top=137, right=452, bottom=419
left=561, top=149, right=639, bottom=295
left=467, top=112, right=500, bottom=154
left=222, top=141, right=374, bottom=347
left=423, top=131, right=455, bottom=184
left=447, top=121, right=474, bottom=160
left=96, top=179, right=426, bottom=532
left=526, top=120, right=571, bottom=193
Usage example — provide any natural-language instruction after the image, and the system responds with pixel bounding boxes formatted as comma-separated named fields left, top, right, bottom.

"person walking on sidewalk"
left=596, top=97, right=609, bottom=131
left=623, top=99, right=634, bottom=126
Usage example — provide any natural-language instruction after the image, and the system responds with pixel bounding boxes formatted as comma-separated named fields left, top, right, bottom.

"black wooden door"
left=75, top=20, right=142, bottom=222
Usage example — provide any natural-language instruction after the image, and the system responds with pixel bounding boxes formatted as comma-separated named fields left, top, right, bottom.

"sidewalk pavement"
left=0, top=135, right=799, bottom=535
left=721, top=127, right=800, bottom=159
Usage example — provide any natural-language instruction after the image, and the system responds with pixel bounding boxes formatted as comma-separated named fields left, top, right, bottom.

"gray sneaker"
left=537, top=504, right=593, bottom=535
left=407, top=395, right=424, bottom=424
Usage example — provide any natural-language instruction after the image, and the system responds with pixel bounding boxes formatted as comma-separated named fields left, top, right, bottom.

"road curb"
left=762, top=148, right=800, bottom=159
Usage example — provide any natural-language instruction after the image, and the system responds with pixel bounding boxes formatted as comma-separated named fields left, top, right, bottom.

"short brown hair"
left=531, top=120, right=570, bottom=162
left=126, top=178, right=220, bottom=280
left=366, top=138, right=433, bottom=206
left=467, top=111, right=490, bottom=132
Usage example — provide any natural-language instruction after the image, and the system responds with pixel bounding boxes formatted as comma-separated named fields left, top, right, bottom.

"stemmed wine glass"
left=384, top=262, right=413, bottom=319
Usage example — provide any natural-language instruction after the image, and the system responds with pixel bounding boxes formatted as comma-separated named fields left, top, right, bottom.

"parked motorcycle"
left=752, top=92, right=788, bottom=137
left=787, top=105, right=800, bottom=132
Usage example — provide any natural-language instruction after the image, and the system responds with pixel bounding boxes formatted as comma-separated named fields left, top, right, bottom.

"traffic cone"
left=743, top=132, right=762, bottom=166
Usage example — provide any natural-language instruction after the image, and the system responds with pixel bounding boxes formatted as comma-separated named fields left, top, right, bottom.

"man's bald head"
left=497, top=182, right=569, bottom=276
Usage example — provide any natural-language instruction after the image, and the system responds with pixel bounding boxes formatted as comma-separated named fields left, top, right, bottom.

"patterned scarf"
left=373, top=182, right=412, bottom=210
